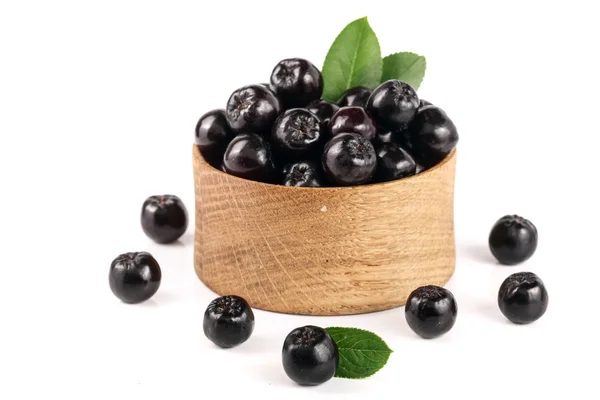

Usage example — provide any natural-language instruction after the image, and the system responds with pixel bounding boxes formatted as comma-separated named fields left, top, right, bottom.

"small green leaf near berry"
left=325, top=326, right=393, bottom=379
left=381, top=52, right=427, bottom=90
left=321, top=17, right=383, bottom=102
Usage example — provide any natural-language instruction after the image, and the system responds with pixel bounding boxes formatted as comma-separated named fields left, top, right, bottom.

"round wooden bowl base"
left=192, top=145, right=457, bottom=316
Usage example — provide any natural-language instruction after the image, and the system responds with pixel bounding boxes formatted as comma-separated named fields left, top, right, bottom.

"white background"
left=1, top=1, right=599, bottom=399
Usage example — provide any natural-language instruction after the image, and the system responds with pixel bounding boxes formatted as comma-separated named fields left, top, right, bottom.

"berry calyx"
left=498, top=272, right=548, bottom=324
left=366, top=80, right=420, bottom=131
left=226, top=84, right=281, bottom=134
left=203, top=295, right=255, bottom=348
left=321, top=132, right=377, bottom=186
left=282, top=325, right=339, bottom=386
left=109, top=252, right=162, bottom=304
left=271, top=108, right=323, bottom=159
left=269, top=58, right=323, bottom=108
left=405, top=285, right=457, bottom=339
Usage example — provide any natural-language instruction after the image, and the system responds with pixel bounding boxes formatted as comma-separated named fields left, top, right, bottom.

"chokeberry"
left=419, top=99, right=432, bottom=108
left=338, top=86, right=372, bottom=107
left=194, top=109, right=234, bottom=152
left=141, top=195, right=188, bottom=244
left=109, top=252, right=161, bottom=304
left=271, top=109, right=323, bottom=159
left=405, top=285, right=457, bottom=339
left=498, top=272, right=548, bottom=324
left=489, top=215, right=538, bottom=265
left=282, top=325, right=339, bottom=386
left=223, top=133, right=275, bottom=183
left=270, top=58, right=323, bottom=108
left=329, top=106, right=377, bottom=141
left=322, top=132, right=377, bottom=186
left=203, top=295, right=255, bottom=348
left=195, top=109, right=234, bottom=168
left=282, top=161, right=324, bottom=187
left=225, top=84, right=281, bottom=134
left=306, top=99, right=339, bottom=125
left=366, top=80, right=420, bottom=131
left=408, top=105, right=459, bottom=163
left=375, top=142, right=417, bottom=182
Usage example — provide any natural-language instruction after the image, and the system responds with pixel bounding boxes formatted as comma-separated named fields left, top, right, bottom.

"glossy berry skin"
left=270, top=58, right=323, bottom=108
left=366, top=80, right=420, bottom=131
left=306, top=99, right=339, bottom=125
left=338, top=86, right=372, bottom=108
left=141, top=195, right=188, bottom=244
left=373, top=128, right=395, bottom=145
left=419, top=99, right=432, bottom=108
left=194, top=109, right=234, bottom=151
left=375, top=143, right=417, bottom=182
left=408, top=105, right=459, bottom=162
left=405, top=285, right=457, bottom=339
left=489, top=215, right=538, bottom=265
left=109, top=252, right=161, bottom=304
left=322, top=132, right=377, bottom=186
left=225, top=84, right=281, bottom=134
left=223, top=133, right=275, bottom=183
left=282, top=161, right=324, bottom=187
left=271, top=109, right=323, bottom=159
left=282, top=325, right=339, bottom=386
left=195, top=109, right=235, bottom=168
left=498, top=272, right=548, bottom=324
left=203, top=295, right=255, bottom=348
left=329, top=106, right=377, bottom=141
left=415, top=162, right=428, bottom=174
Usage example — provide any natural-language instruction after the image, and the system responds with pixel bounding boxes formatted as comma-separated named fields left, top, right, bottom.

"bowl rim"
left=193, top=144, right=456, bottom=191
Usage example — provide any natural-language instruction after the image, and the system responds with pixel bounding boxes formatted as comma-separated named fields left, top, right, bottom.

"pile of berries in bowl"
left=194, top=58, right=459, bottom=187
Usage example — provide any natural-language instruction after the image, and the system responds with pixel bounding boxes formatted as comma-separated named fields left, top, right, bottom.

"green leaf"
left=381, top=52, right=427, bottom=90
left=325, top=327, right=393, bottom=379
left=321, top=17, right=382, bottom=102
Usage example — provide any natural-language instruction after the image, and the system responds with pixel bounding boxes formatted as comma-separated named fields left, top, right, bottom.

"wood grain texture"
left=192, top=145, right=457, bottom=316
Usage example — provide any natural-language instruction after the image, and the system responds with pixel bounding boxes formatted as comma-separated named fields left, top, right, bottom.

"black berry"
left=194, top=109, right=235, bottom=169
left=337, top=86, right=372, bottom=107
left=282, top=161, right=324, bottom=187
left=194, top=109, right=234, bottom=151
left=405, top=285, right=457, bottom=339
left=203, top=295, right=255, bottom=348
left=366, top=80, right=420, bottom=131
left=141, top=195, right=188, bottom=244
left=223, top=133, right=275, bottom=183
left=498, top=272, right=548, bottom=324
left=329, top=106, right=377, bottom=141
left=408, top=105, right=459, bottom=163
left=395, top=128, right=414, bottom=150
left=306, top=99, right=339, bottom=125
left=271, top=109, right=323, bottom=159
left=282, top=325, right=339, bottom=386
left=269, top=58, right=323, bottom=108
left=225, top=84, right=281, bottom=134
left=109, top=252, right=161, bottom=304
left=322, top=132, right=377, bottom=186
left=489, top=215, right=538, bottom=265
left=375, top=143, right=417, bottom=182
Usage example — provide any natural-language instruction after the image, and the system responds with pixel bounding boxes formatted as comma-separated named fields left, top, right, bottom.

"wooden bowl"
left=192, top=145, right=457, bottom=316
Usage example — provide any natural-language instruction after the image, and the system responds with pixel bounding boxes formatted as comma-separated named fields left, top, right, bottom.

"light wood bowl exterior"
left=192, top=145, right=457, bottom=316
